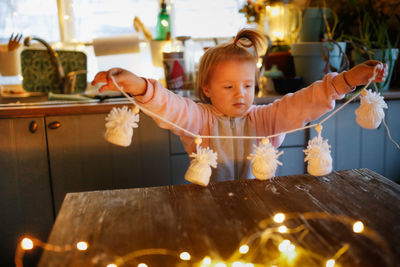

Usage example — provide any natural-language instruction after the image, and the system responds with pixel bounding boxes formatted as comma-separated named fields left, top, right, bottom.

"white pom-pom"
left=304, top=126, right=332, bottom=176
left=105, top=106, right=140, bottom=147
left=355, top=89, right=387, bottom=129
left=247, top=138, right=283, bottom=180
left=185, top=141, right=218, bottom=186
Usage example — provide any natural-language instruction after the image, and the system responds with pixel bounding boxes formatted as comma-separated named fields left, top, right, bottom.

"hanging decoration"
left=303, top=125, right=332, bottom=176
left=355, top=89, right=388, bottom=129
left=248, top=138, right=283, bottom=180
left=184, top=138, right=218, bottom=186
left=105, top=105, right=140, bottom=147
left=102, top=65, right=396, bottom=185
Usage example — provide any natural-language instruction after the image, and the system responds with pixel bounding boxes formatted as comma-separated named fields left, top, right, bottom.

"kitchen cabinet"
left=310, top=100, right=400, bottom=182
left=0, top=112, right=171, bottom=266
left=46, top=113, right=171, bottom=213
left=0, top=118, right=54, bottom=267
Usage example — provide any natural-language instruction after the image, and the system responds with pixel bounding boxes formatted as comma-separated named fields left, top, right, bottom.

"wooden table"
left=38, top=169, right=400, bottom=267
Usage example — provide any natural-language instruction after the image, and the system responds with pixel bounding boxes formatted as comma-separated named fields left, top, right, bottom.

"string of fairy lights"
left=16, top=212, right=394, bottom=267
left=15, top=65, right=398, bottom=266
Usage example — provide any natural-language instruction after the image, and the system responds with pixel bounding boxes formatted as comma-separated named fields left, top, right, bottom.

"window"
left=1, top=0, right=247, bottom=43
left=173, top=0, right=245, bottom=38
left=0, top=0, right=249, bottom=82
left=0, top=0, right=59, bottom=43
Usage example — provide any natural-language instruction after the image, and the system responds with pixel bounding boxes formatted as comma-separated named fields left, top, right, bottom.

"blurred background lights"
left=179, top=251, right=191, bottom=260
left=232, top=262, right=244, bottom=267
left=273, top=213, right=285, bottom=223
left=76, top=241, right=88, bottom=251
left=326, top=259, right=336, bottom=267
left=202, top=256, right=212, bottom=265
left=106, top=264, right=117, bottom=267
left=137, top=264, right=148, bottom=267
left=278, top=225, right=288, bottom=233
left=239, top=244, right=249, bottom=254
left=21, top=238, right=34, bottom=250
left=278, top=239, right=291, bottom=252
left=353, top=221, right=364, bottom=233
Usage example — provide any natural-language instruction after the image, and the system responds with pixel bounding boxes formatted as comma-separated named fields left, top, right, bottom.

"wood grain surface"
left=38, top=169, right=400, bottom=267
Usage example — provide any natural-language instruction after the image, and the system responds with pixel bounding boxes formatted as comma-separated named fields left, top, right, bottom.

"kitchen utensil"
left=8, top=33, right=23, bottom=51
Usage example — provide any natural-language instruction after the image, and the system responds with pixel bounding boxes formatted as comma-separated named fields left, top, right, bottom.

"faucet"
left=23, top=36, right=86, bottom=94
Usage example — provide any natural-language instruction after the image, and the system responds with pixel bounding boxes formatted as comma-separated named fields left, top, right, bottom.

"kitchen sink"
left=0, top=92, right=129, bottom=107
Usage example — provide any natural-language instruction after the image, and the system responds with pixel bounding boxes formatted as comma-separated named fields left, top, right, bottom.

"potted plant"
left=328, top=0, right=400, bottom=91
left=297, top=0, right=332, bottom=42
left=290, top=0, right=348, bottom=86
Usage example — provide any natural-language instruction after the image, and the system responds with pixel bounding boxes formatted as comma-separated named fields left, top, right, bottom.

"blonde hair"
left=197, top=28, right=266, bottom=103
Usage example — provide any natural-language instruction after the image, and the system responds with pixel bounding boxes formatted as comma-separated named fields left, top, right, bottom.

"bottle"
left=155, top=0, right=171, bottom=40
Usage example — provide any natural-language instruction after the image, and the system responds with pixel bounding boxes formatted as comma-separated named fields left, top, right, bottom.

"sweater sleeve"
left=133, top=78, right=210, bottom=139
left=251, top=72, right=353, bottom=147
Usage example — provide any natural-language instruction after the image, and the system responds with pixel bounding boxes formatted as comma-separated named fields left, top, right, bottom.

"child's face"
left=202, top=59, right=255, bottom=117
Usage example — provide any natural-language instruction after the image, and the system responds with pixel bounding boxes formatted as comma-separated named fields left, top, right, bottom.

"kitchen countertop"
left=37, top=168, right=400, bottom=267
left=1, top=89, right=400, bottom=118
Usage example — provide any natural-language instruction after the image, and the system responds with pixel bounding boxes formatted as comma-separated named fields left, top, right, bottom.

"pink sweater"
left=135, top=72, right=353, bottom=181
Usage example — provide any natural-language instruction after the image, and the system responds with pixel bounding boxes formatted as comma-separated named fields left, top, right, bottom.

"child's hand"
left=91, top=68, right=147, bottom=96
left=344, top=60, right=388, bottom=88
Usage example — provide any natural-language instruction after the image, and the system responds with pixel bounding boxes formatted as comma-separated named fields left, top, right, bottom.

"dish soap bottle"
left=155, top=0, right=171, bottom=40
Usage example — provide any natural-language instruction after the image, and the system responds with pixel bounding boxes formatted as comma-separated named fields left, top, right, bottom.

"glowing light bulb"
left=274, top=213, right=285, bottom=223
left=278, top=239, right=291, bottom=252
left=278, top=225, right=287, bottom=233
left=21, top=238, right=34, bottom=250
left=76, top=241, right=88, bottom=251
left=107, top=264, right=117, bottom=267
left=266, top=5, right=271, bottom=11
left=288, top=244, right=295, bottom=252
left=138, top=264, right=147, bottom=267
left=232, top=262, right=244, bottom=267
left=202, top=257, right=212, bottom=265
left=326, top=259, right=335, bottom=267
left=239, top=244, right=249, bottom=254
left=353, top=221, right=364, bottom=233
left=180, top=252, right=191, bottom=260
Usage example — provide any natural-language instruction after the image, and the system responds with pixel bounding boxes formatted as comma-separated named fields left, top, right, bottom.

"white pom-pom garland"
left=184, top=138, right=218, bottom=186
left=247, top=138, right=283, bottom=180
left=105, top=67, right=398, bottom=185
left=105, top=106, right=140, bottom=147
left=355, top=89, right=388, bottom=129
left=304, top=125, right=332, bottom=176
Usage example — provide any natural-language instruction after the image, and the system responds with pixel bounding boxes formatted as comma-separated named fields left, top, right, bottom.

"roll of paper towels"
left=93, top=34, right=140, bottom=56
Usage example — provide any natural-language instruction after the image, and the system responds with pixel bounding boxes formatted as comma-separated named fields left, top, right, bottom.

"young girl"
left=92, top=29, right=387, bottom=182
